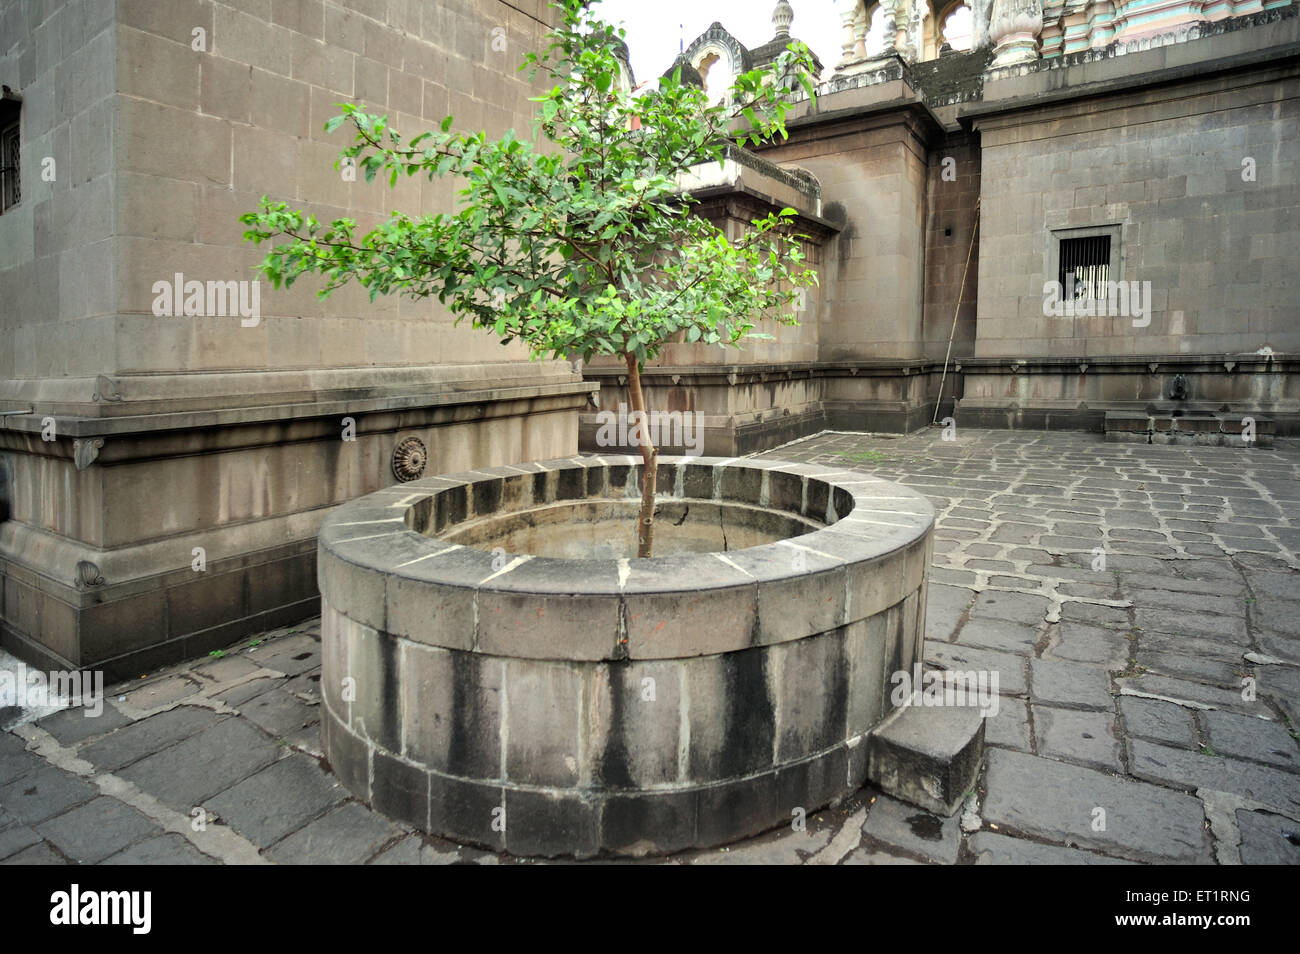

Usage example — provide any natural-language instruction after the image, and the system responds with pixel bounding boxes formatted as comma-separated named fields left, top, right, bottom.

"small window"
left=0, top=96, right=18, bottom=213
left=1058, top=234, right=1111, bottom=303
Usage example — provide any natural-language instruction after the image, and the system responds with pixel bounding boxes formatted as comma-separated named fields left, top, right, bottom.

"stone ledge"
left=867, top=702, right=985, bottom=816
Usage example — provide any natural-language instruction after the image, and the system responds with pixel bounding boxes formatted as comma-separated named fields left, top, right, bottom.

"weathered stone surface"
left=0, top=732, right=45, bottom=784
left=246, top=634, right=321, bottom=675
left=983, top=749, right=1211, bottom=863
left=840, top=847, right=925, bottom=864
left=1128, top=741, right=1300, bottom=813
left=1033, top=706, right=1123, bottom=772
left=34, top=796, right=161, bottom=864
left=860, top=794, right=960, bottom=864
left=983, top=697, right=1031, bottom=751
left=207, top=754, right=346, bottom=847
left=1201, top=710, right=1297, bottom=769
left=236, top=687, right=319, bottom=740
left=1047, top=621, right=1130, bottom=668
left=967, top=590, right=1051, bottom=626
left=1030, top=659, right=1113, bottom=710
left=1, top=842, right=68, bottom=864
left=122, top=675, right=201, bottom=710
left=925, top=583, right=972, bottom=639
left=80, top=706, right=224, bottom=771
left=1235, top=810, right=1300, bottom=865
left=956, top=618, right=1038, bottom=653
left=101, top=833, right=218, bottom=865
left=36, top=703, right=132, bottom=746
left=0, top=765, right=98, bottom=825
left=367, top=835, right=424, bottom=865
left=1116, top=673, right=1271, bottom=718
left=1118, top=697, right=1197, bottom=749
left=267, top=803, right=402, bottom=864
left=118, top=718, right=281, bottom=811
left=0, top=823, right=41, bottom=861
left=867, top=704, right=984, bottom=816
left=924, top=641, right=1027, bottom=695
left=968, top=831, right=1134, bottom=864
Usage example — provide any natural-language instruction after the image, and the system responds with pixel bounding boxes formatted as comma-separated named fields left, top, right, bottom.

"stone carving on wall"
left=392, top=437, right=428, bottom=482
left=73, top=438, right=104, bottom=471
left=75, top=561, right=105, bottom=589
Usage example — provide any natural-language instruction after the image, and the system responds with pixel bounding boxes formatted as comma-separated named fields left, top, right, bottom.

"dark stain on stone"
left=598, top=664, right=635, bottom=790
left=906, top=812, right=943, bottom=841
left=715, top=648, right=775, bottom=778
left=380, top=635, right=400, bottom=751
left=556, top=468, right=585, bottom=501
left=472, top=477, right=502, bottom=516
left=447, top=652, right=492, bottom=777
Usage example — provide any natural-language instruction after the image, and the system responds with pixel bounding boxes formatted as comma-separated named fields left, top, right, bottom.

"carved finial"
left=773, top=0, right=793, bottom=38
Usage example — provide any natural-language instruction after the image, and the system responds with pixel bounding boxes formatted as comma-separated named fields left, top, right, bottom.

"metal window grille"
left=0, top=120, right=18, bottom=212
left=1058, top=235, right=1109, bottom=302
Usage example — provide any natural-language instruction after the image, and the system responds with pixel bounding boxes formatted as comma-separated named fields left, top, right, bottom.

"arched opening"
left=861, top=2, right=890, bottom=59
left=921, top=1, right=975, bottom=60
left=691, top=46, right=734, bottom=103
left=939, top=3, right=974, bottom=52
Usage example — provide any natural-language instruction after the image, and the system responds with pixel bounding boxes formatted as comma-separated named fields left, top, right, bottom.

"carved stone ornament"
left=75, top=560, right=105, bottom=589
left=392, top=437, right=428, bottom=482
left=73, top=438, right=104, bottom=471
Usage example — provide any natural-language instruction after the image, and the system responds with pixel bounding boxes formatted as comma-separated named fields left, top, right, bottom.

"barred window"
left=1058, top=234, right=1110, bottom=302
left=0, top=97, right=18, bottom=213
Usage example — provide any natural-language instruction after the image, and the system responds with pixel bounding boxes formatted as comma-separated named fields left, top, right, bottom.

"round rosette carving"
left=392, top=436, right=428, bottom=482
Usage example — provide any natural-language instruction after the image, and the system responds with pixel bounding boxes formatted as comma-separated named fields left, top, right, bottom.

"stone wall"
left=1, top=0, right=565, bottom=389
left=972, top=15, right=1300, bottom=359
left=0, top=0, right=596, bottom=674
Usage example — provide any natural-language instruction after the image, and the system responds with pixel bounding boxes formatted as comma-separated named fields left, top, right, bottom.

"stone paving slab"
left=0, top=430, right=1296, bottom=865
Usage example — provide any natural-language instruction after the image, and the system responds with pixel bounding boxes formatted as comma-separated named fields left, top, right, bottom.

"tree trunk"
left=625, top=352, right=657, bottom=558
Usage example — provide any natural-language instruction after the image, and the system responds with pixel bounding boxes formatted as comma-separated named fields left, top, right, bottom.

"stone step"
left=866, top=700, right=985, bottom=816
left=1103, top=410, right=1274, bottom=446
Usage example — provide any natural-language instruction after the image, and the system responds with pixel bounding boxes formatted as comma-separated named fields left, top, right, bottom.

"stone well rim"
left=321, top=455, right=933, bottom=582
left=317, top=455, right=935, bottom=659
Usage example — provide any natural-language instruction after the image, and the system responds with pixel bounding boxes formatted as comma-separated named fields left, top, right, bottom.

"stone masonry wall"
left=974, top=61, right=1300, bottom=357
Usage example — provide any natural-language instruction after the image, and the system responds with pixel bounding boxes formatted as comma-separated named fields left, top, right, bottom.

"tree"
left=240, top=0, right=819, bottom=557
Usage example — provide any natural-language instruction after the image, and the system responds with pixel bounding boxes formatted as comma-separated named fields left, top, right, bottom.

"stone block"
left=867, top=702, right=984, bottom=816
left=102, top=834, right=217, bottom=865
left=267, top=802, right=400, bottom=864
left=503, top=659, right=581, bottom=788
left=0, top=765, right=97, bottom=825
left=983, top=749, right=1211, bottom=862
left=401, top=643, right=501, bottom=778
left=600, top=789, right=698, bottom=857
left=775, top=629, right=848, bottom=762
left=684, top=648, right=776, bottom=782
left=588, top=659, right=681, bottom=789
left=371, top=749, right=429, bottom=831
left=118, top=25, right=200, bottom=109
left=503, top=788, right=600, bottom=858
left=1033, top=705, right=1122, bottom=772
left=117, top=717, right=280, bottom=812
left=80, top=707, right=223, bottom=772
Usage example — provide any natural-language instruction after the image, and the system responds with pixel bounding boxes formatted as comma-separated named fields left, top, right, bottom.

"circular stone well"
left=318, top=455, right=934, bottom=858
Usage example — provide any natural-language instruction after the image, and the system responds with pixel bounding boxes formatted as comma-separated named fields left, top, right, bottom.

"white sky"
left=592, top=0, right=847, bottom=84
left=591, top=1, right=974, bottom=85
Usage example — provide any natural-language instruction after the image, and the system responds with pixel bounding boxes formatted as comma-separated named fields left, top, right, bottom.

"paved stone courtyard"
left=2, top=428, right=1298, bottom=864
